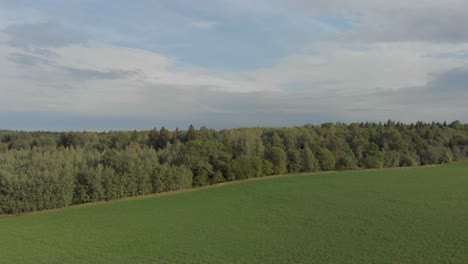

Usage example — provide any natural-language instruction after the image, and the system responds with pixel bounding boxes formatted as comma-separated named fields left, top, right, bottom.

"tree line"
left=1, top=121, right=467, bottom=214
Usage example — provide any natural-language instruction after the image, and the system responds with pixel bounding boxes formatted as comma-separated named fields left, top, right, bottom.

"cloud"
left=3, top=21, right=89, bottom=48
left=1, top=38, right=468, bottom=129
left=7, top=51, right=136, bottom=81
left=59, top=67, right=136, bottom=81
left=233, top=42, right=468, bottom=93
left=8, top=52, right=53, bottom=66
left=427, top=67, right=468, bottom=92
left=349, top=8, right=468, bottom=44
left=305, top=1, right=468, bottom=43
left=191, top=20, right=217, bottom=30
left=179, top=0, right=468, bottom=44
left=1, top=1, right=468, bottom=130
left=331, top=66, right=468, bottom=123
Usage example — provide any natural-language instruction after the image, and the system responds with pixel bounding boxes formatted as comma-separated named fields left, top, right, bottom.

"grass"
left=1, top=163, right=467, bottom=263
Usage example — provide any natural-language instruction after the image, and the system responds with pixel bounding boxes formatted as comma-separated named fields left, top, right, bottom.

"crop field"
left=1, top=162, right=467, bottom=263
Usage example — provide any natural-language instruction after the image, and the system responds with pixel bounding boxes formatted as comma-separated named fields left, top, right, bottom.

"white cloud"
left=186, top=0, right=468, bottom=43
left=2, top=0, right=468, bottom=129
left=2, top=39, right=468, bottom=126
left=232, top=42, right=468, bottom=93
left=0, top=41, right=264, bottom=119
left=4, top=21, right=89, bottom=48
left=191, top=20, right=218, bottom=30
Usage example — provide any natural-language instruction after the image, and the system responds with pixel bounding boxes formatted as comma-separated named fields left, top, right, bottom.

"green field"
left=1, top=163, right=468, bottom=263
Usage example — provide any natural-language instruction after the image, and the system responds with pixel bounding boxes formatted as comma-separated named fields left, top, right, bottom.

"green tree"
left=148, top=128, right=159, bottom=149
left=317, top=148, right=335, bottom=171
left=287, top=149, right=302, bottom=173
left=300, top=145, right=319, bottom=172
left=266, top=147, right=287, bottom=175
left=157, top=127, right=170, bottom=150
left=171, top=128, right=180, bottom=145
left=185, top=124, right=198, bottom=142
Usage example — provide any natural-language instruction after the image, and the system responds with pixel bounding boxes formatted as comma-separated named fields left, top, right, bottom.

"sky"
left=1, top=0, right=468, bottom=131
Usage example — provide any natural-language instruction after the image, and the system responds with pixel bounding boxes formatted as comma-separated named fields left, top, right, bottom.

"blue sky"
left=1, top=0, right=468, bottom=130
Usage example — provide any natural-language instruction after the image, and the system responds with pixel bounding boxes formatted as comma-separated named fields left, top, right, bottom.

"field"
left=1, top=163, right=468, bottom=263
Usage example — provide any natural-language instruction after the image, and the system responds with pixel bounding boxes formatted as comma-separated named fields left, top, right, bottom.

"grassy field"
left=1, top=163, right=467, bottom=263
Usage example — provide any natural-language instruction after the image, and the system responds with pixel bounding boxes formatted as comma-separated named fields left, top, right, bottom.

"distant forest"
left=1, top=120, right=468, bottom=214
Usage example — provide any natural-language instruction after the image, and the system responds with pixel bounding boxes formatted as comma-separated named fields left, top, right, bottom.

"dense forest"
left=1, top=120, right=467, bottom=215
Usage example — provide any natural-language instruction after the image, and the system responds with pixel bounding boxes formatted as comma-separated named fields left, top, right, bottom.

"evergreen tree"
left=186, top=124, right=198, bottom=142
left=157, top=127, right=170, bottom=150
left=171, top=128, right=180, bottom=145
left=130, top=130, right=139, bottom=143
left=148, top=128, right=159, bottom=149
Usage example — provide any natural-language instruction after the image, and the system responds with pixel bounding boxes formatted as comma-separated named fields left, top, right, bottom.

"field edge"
left=1, top=160, right=466, bottom=219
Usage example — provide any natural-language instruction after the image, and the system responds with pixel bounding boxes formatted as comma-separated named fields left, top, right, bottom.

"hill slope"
left=1, top=163, right=468, bottom=263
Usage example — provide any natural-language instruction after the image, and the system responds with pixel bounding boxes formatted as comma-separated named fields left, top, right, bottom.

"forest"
left=1, top=120, right=467, bottom=215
